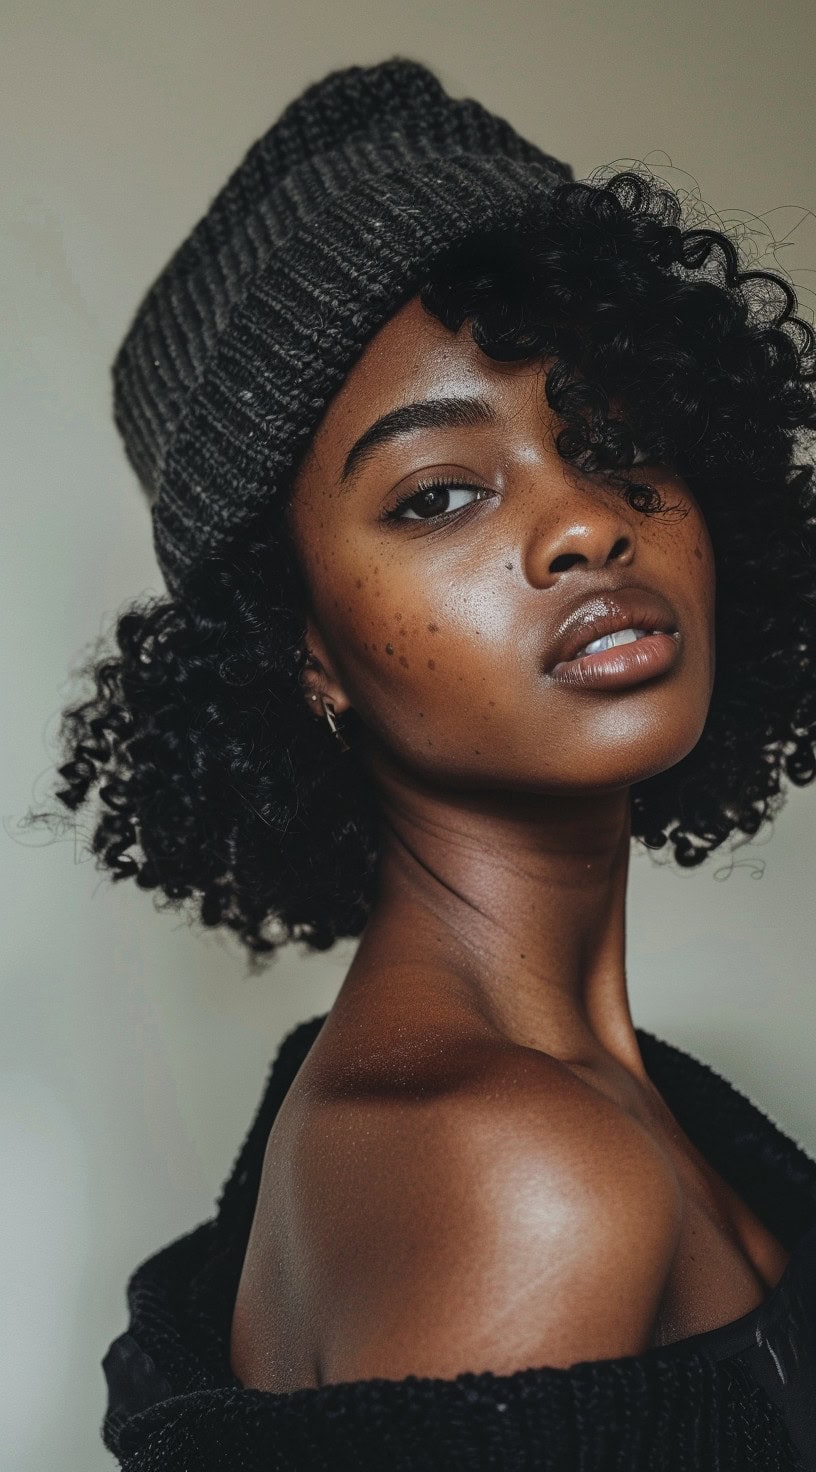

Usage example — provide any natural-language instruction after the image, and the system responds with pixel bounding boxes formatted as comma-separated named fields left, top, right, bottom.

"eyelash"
left=382, top=476, right=491, bottom=526
left=382, top=447, right=657, bottom=527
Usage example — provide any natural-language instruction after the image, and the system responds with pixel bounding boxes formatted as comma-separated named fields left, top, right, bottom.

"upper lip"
left=545, top=584, right=680, bottom=672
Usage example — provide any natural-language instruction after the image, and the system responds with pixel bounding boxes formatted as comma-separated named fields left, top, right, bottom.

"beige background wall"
left=2, top=2, right=815, bottom=1467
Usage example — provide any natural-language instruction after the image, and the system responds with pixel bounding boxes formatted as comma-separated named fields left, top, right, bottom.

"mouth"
left=546, top=590, right=681, bottom=691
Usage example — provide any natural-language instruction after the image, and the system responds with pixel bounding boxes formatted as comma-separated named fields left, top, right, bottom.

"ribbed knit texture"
left=111, top=57, right=573, bottom=596
left=101, top=1015, right=816, bottom=1470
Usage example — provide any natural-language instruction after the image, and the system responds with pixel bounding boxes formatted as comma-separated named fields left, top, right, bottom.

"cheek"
left=314, top=550, right=519, bottom=741
left=654, top=506, right=716, bottom=710
left=644, top=496, right=715, bottom=626
left=318, top=557, right=453, bottom=698
left=686, top=512, right=717, bottom=662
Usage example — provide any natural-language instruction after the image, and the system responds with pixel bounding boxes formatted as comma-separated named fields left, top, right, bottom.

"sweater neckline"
left=648, top=1217, right=816, bottom=1363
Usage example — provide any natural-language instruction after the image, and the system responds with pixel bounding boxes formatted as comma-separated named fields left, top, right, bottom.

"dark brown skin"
left=229, top=293, right=791, bottom=1393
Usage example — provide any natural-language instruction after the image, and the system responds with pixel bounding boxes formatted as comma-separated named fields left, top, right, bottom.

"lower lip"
left=549, top=631, right=680, bottom=690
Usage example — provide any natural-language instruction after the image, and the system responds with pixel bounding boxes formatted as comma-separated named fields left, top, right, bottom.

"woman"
left=52, top=56, right=816, bottom=1469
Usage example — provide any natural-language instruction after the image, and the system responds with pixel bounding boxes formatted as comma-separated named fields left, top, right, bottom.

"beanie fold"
left=111, top=59, right=573, bottom=595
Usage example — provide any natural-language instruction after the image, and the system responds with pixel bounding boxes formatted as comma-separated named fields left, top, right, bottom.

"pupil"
left=421, top=486, right=446, bottom=513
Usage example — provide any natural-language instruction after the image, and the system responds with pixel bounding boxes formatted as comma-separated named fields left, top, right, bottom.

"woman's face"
left=285, top=293, right=716, bottom=795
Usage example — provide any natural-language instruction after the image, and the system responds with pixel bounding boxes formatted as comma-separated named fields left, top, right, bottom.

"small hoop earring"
left=320, top=695, right=351, bottom=752
left=299, top=647, right=350, bottom=751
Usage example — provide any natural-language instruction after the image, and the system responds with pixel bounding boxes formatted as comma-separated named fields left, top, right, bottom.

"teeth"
left=578, top=627, right=652, bottom=658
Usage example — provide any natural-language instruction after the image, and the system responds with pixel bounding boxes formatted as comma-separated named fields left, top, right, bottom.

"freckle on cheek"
left=428, top=659, right=436, bottom=669
left=385, top=643, right=394, bottom=655
left=399, top=655, right=409, bottom=667
left=427, top=623, right=439, bottom=633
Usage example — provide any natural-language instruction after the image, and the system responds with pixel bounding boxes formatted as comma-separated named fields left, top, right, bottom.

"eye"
left=383, top=476, right=490, bottom=524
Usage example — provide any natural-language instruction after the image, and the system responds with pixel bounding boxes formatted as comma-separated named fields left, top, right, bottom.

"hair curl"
left=30, top=169, right=816, bottom=971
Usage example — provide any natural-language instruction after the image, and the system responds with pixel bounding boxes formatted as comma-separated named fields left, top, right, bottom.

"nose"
left=522, top=487, right=636, bottom=589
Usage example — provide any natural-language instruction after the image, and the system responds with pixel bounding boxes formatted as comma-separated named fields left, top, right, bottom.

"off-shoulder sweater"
left=101, top=1012, right=816, bottom=1470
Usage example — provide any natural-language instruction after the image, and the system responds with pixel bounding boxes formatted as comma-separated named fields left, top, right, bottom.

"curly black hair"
left=29, top=168, right=816, bottom=973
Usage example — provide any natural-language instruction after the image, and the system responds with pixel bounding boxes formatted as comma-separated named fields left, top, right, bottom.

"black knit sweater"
left=102, top=1013, right=816, bottom=1470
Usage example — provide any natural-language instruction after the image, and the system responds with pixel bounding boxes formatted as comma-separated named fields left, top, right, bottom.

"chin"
left=544, top=718, right=709, bottom=794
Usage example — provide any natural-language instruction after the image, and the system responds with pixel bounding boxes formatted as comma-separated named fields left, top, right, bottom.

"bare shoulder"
left=301, top=1034, right=684, bottom=1385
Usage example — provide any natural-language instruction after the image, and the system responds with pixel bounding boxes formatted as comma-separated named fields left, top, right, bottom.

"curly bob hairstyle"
left=37, top=169, right=816, bottom=972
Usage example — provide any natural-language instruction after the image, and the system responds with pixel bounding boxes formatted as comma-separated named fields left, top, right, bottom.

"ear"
left=300, top=613, right=352, bottom=718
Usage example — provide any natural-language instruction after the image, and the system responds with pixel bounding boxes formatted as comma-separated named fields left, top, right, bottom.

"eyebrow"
left=340, top=395, right=497, bottom=487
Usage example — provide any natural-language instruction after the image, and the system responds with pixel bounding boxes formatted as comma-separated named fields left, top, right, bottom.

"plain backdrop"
left=2, top=2, right=815, bottom=1467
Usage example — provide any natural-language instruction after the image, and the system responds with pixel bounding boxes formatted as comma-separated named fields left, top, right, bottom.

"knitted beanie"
left=111, top=56, right=574, bottom=597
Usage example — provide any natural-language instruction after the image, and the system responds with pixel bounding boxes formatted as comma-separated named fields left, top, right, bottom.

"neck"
left=338, top=755, right=645, bottom=1076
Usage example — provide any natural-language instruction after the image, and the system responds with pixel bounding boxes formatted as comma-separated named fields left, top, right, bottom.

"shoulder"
left=298, top=1034, right=684, bottom=1384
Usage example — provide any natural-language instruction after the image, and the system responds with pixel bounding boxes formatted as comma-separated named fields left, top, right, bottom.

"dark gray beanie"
left=112, top=56, right=573, bottom=597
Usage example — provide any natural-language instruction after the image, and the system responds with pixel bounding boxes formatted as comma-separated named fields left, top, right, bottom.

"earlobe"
left=299, top=667, right=352, bottom=751
left=298, top=621, right=352, bottom=720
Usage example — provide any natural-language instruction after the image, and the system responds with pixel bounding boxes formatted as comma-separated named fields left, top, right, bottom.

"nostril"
left=550, top=553, right=585, bottom=572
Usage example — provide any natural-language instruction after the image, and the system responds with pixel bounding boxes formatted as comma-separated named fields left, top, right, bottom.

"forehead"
left=295, top=293, right=542, bottom=483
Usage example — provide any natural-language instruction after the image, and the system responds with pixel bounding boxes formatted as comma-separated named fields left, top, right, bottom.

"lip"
left=545, top=586, right=681, bottom=690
